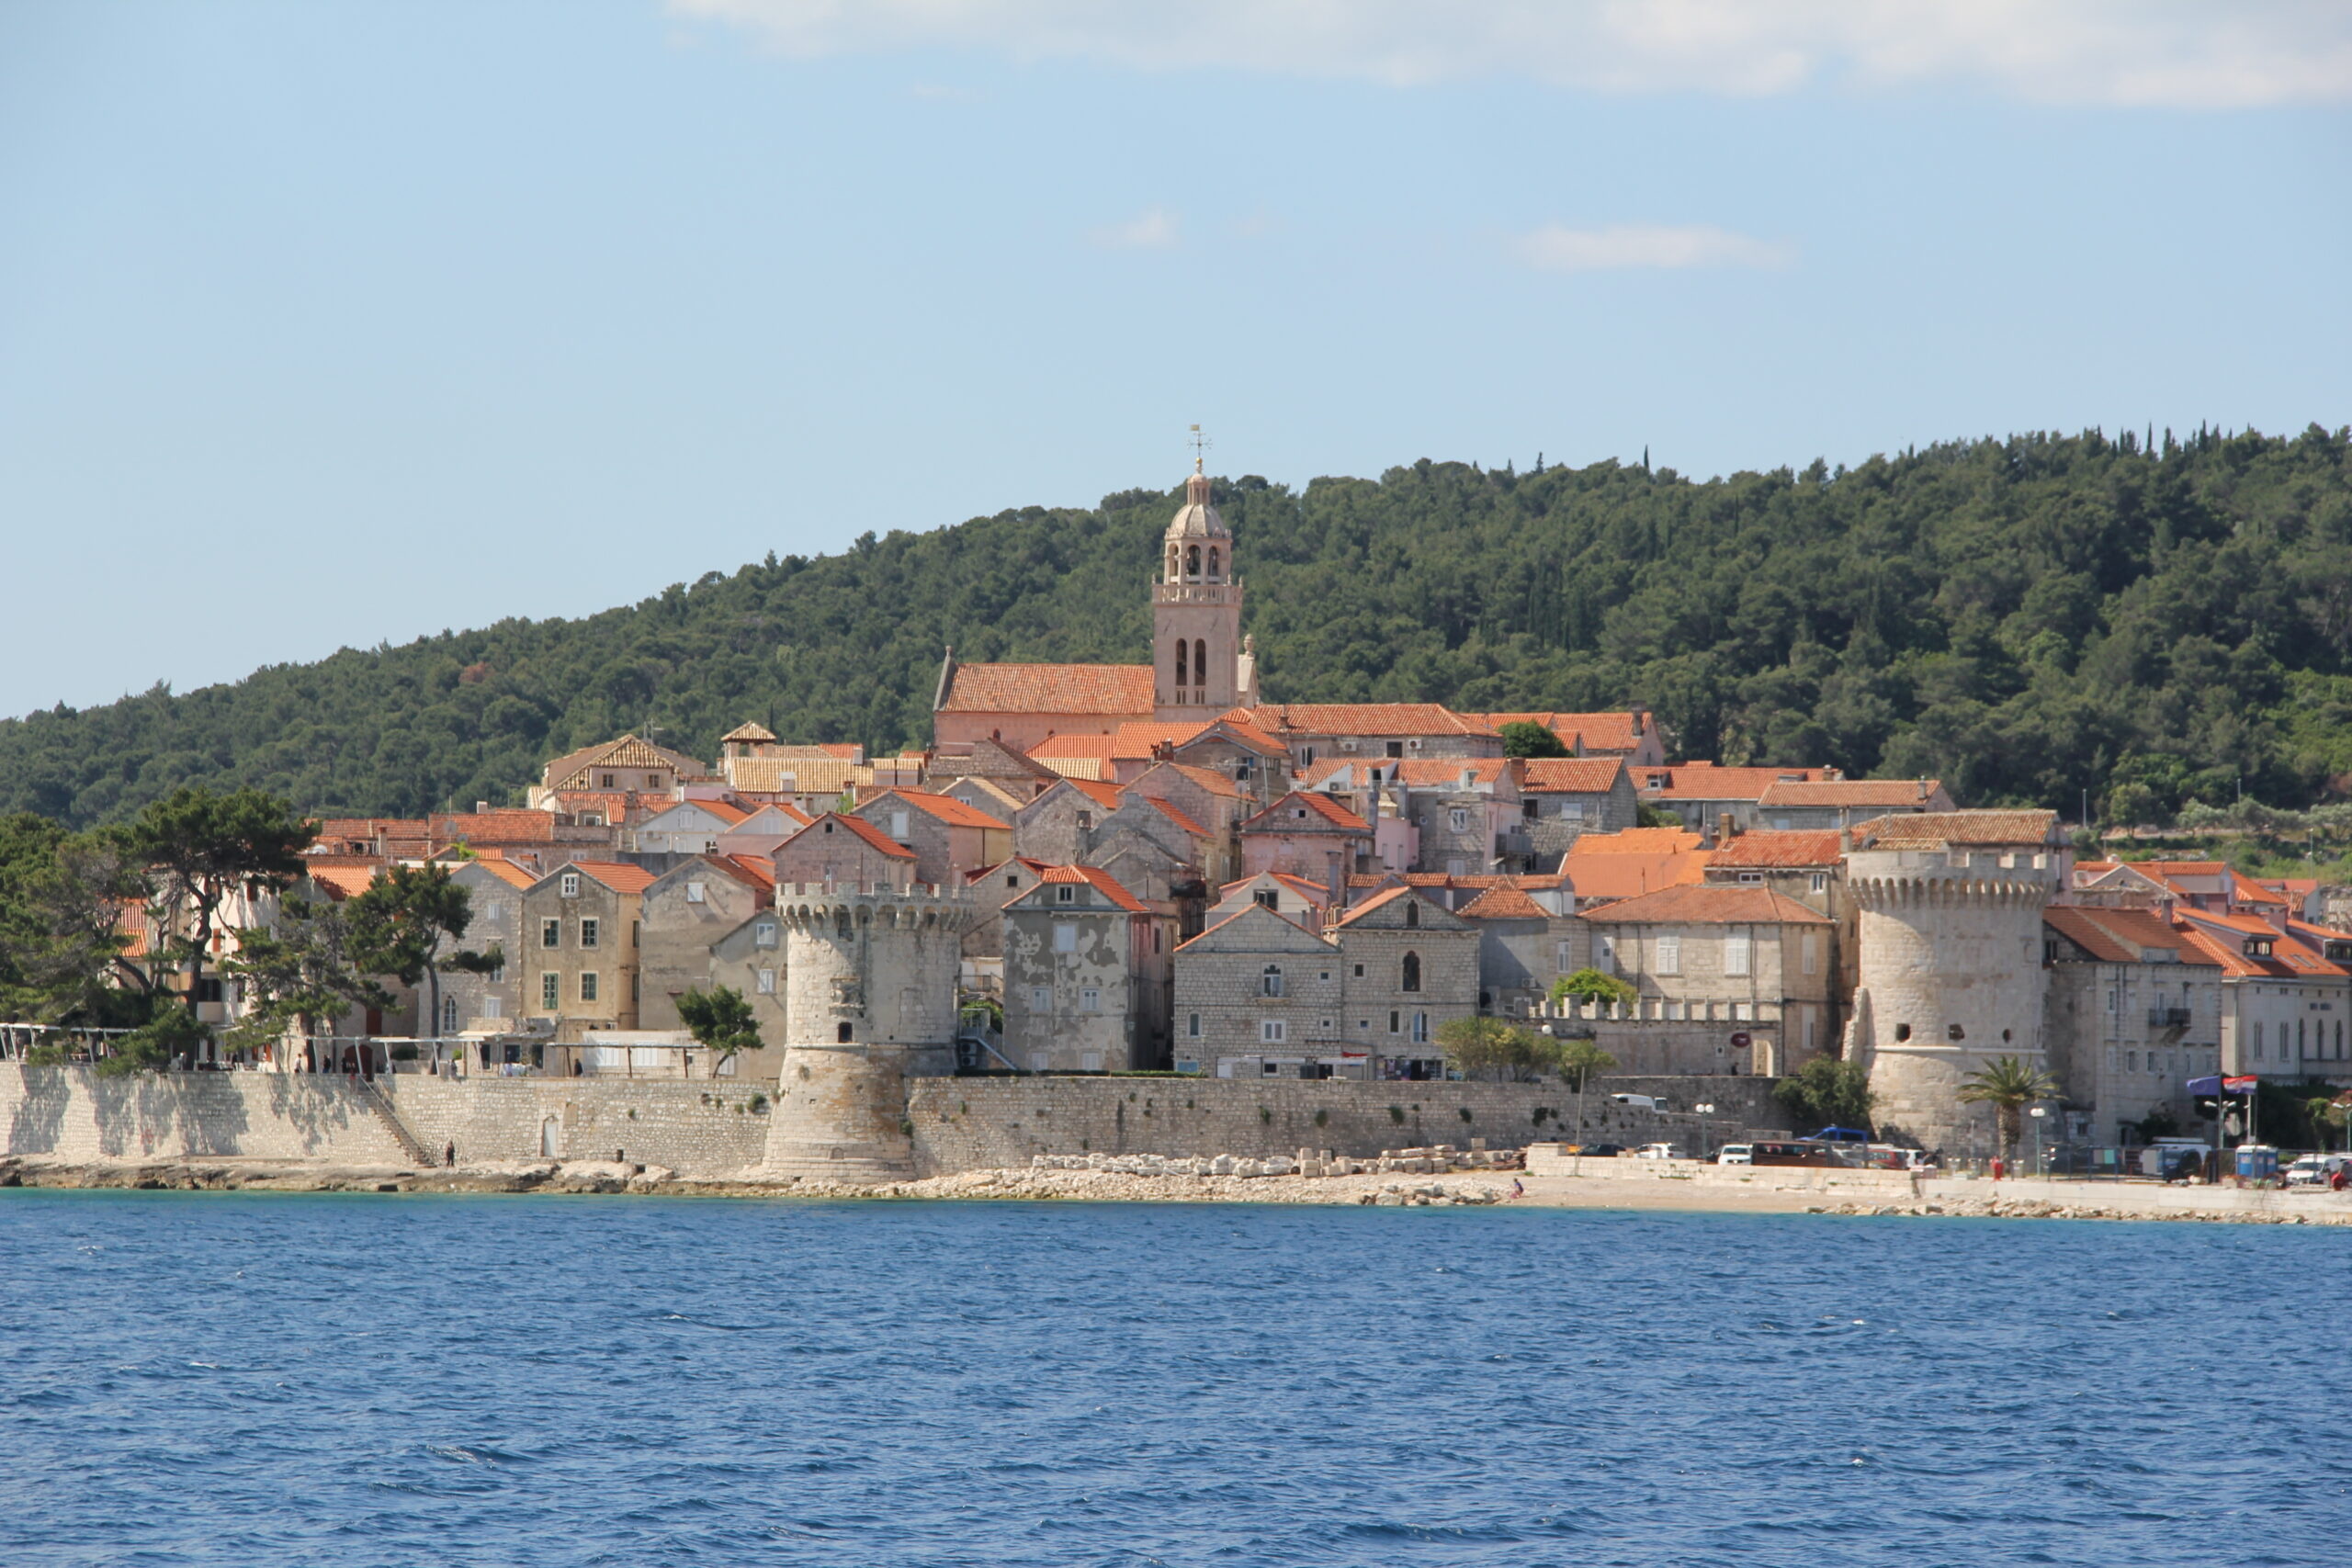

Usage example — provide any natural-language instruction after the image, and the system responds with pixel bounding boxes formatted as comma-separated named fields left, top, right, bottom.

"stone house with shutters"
left=1012, top=778, right=1125, bottom=867
left=518, top=860, right=655, bottom=1041
left=636, top=854, right=789, bottom=1060
left=1518, top=757, right=1639, bottom=867
left=961, top=857, right=1053, bottom=997
left=1001, top=865, right=1177, bottom=1072
left=1329, top=886, right=1480, bottom=1075
left=1456, top=885, right=1587, bottom=1020
left=854, top=788, right=1012, bottom=889
left=1204, top=871, right=1340, bottom=937
left=770, top=813, right=919, bottom=892
left=435, top=857, right=534, bottom=1035
left=2041, top=906, right=2224, bottom=1145
left=1702, top=829, right=1855, bottom=1021
left=1171, top=904, right=1348, bottom=1078
left=1577, top=883, right=1836, bottom=1076
left=1387, top=759, right=1529, bottom=876
left=528, top=734, right=705, bottom=810
left=629, top=797, right=753, bottom=857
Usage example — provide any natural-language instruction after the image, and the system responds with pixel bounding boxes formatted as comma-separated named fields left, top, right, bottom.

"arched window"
left=1186, top=545, right=1201, bottom=578
left=1193, top=640, right=1207, bottom=690
left=1175, top=639, right=1190, bottom=687
left=1404, top=901, right=1419, bottom=929
left=1167, top=545, right=1181, bottom=581
left=1207, top=546, right=1220, bottom=578
left=1401, top=952, right=1421, bottom=992
left=1262, top=964, right=1283, bottom=998
left=837, top=1021, right=854, bottom=1043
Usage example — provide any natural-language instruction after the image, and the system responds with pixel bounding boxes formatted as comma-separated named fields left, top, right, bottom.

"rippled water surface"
left=3, top=1191, right=2346, bottom=1566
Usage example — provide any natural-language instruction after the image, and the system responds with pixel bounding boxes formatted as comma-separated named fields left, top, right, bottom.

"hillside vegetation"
left=3, top=424, right=2347, bottom=829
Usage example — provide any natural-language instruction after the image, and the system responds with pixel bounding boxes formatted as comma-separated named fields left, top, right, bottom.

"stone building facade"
left=437, top=858, right=533, bottom=1034
left=1001, top=866, right=1176, bottom=1073
left=518, top=860, right=655, bottom=1040
left=1171, top=904, right=1349, bottom=1078
left=1329, top=887, right=1480, bottom=1073
left=1519, top=757, right=1638, bottom=867
left=2041, top=906, right=2223, bottom=1145
left=635, top=856, right=788, bottom=1077
left=854, top=788, right=1012, bottom=890
left=1577, top=883, right=1837, bottom=1077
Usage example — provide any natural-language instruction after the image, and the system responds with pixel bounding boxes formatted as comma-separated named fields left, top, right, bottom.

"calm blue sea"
left=1, top=1191, right=2345, bottom=1567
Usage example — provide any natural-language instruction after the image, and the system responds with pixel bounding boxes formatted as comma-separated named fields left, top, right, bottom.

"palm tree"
left=1957, top=1055, right=2059, bottom=1165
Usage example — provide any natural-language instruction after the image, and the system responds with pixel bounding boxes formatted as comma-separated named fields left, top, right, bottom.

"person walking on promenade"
left=444, top=1139, right=456, bottom=1168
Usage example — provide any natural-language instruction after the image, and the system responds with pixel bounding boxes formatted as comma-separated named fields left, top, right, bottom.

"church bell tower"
left=1153, top=450, right=1254, bottom=720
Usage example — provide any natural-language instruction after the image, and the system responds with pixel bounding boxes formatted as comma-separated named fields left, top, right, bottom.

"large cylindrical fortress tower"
left=761, top=879, right=973, bottom=1181
left=1844, top=813, right=2065, bottom=1154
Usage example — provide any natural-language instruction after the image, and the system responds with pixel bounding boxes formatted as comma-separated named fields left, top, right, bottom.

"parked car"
left=1611, top=1093, right=1665, bottom=1112
left=1563, top=1143, right=1623, bottom=1158
left=1716, top=1144, right=1754, bottom=1166
left=2286, top=1154, right=2349, bottom=1187
left=1636, top=1143, right=1683, bottom=1160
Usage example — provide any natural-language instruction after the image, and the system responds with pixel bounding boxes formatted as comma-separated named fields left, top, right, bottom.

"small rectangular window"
left=1724, top=934, right=1753, bottom=977
left=1449, top=808, right=1469, bottom=832
left=1029, top=986, right=1051, bottom=1013
left=1388, top=1010, right=1400, bottom=1034
left=1656, top=934, right=1681, bottom=975
left=1187, top=1013, right=1201, bottom=1038
left=756, top=968, right=775, bottom=995
left=541, top=919, right=560, bottom=949
left=1261, top=1020, right=1287, bottom=1043
left=1080, top=987, right=1102, bottom=1013
left=1802, top=933, right=1818, bottom=976
left=1809, top=873, right=1827, bottom=893
left=754, top=921, right=778, bottom=949
left=540, top=972, right=560, bottom=1010
left=685, top=882, right=706, bottom=904
left=1057, top=885, right=1077, bottom=904
left=580, top=971, right=599, bottom=1003
left=560, top=874, right=580, bottom=898
left=579, top=918, right=600, bottom=950
left=1054, top=923, right=1078, bottom=953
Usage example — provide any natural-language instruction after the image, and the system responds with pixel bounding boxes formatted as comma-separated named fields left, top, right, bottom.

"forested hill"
left=4, top=424, right=2349, bottom=829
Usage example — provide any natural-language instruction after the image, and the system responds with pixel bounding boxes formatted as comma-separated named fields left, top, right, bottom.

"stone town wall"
left=379, top=1077, right=774, bottom=1177
left=0, top=1066, right=410, bottom=1164
left=905, top=1077, right=1691, bottom=1176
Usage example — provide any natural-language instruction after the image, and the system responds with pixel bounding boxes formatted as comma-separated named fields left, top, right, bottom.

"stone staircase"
left=352, top=1077, right=435, bottom=1168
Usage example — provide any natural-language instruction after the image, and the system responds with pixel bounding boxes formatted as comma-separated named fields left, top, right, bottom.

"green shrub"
left=1314, top=1108, right=1329, bottom=1128
left=1389, top=1105, right=1407, bottom=1124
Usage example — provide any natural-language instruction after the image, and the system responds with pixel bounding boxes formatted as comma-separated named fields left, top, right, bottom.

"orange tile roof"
left=1045, top=777, right=1125, bottom=811
left=1457, top=886, right=1550, bottom=919
left=1580, top=884, right=1830, bottom=924
left=715, top=853, right=777, bottom=897
left=1030, top=863, right=1149, bottom=913
left=1519, top=758, right=1626, bottom=794
left=1636, top=764, right=1833, bottom=800
left=938, top=662, right=1154, bottom=716
left=1757, top=779, right=1942, bottom=807
left=1025, top=733, right=1119, bottom=759
left=1706, top=830, right=1845, bottom=868
left=2231, top=873, right=2288, bottom=907
left=1244, top=702, right=1480, bottom=737
left=564, top=860, right=658, bottom=895
left=1242, top=791, right=1371, bottom=833
left=1559, top=853, right=1711, bottom=901
left=433, top=809, right=564, bottom=842
left=542, top=734, right=704, bottom=789
left=1567, top=828, right=1706, bottom=856
left=1852, top=810, right=2060, bottom=849
left=718, top=721, right=778, bottom=743
left=879, top=789, right=1011, bottom=830
left=467, top=856, right=538, bottom=890
left=799, top=814, right=917, bottom=860
left=308, top=863, right=380, bottom=900
left=2044, top=906, right=2211, bottom=964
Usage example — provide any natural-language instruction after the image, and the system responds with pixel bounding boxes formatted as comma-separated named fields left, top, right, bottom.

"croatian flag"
left=2222, top=1075, right=2259, bottom=1093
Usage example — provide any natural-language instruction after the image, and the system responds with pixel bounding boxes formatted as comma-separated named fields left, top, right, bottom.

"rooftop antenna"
left=1188, top=423, right=1211, bottom=473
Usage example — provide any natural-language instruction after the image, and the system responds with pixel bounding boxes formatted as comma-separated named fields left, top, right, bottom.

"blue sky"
left=2, top=1, right=2346, bottom=717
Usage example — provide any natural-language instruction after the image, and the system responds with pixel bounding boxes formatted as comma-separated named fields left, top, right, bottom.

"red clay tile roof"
left=467, top=857, right=539, bottom=890
left=1457, top=886, right=1550, bottom=919
left=715, top=853, right=777, bottom=897
left=542, top=734, right=704, bottom=789
left=432, top=809, right=563, bottom=842
left=877, top=789, right=1011, bottom=830
left=1852, top=810, right=2061, bottom=848
left=1519, top=758, right=1626, bottom=794
left=308, top=863, right=380, bottom=900
left=564, top=860, right=659, bottom=895
left=797, top=814, right=917, bottom=860
left=1558, top=853, right=1712, bottom=901
left=1025, top=734, right=1119, bottom=759
left=1634, top=763, right=1832, bottom=800
left=937, top=662, right=1155, bottom=716
left=1243, top=702, right=1481, bottom=737
left=719, top=721, right=778, bottom=743
left=1242, top=792, right=1371, bottom=833
left=1029, top=863, right=1149, bottom=913
left=1757, top=779, right=1943, bottom=807
left=1706, top=830, right=1845, bottom=868
left=1579, top=884, right=1830, bottom=924
left=2231, top=873, right=2288, bottom=906
left=2044, top=906, right=2211, bottom=964
left=1567, top=828, right=1706, bottom=855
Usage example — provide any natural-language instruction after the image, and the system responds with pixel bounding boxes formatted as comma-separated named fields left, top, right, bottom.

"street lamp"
left=2029, top=1105, right=2048, bottom=1179
left=1694, top=1102, right=1716, bottom=1162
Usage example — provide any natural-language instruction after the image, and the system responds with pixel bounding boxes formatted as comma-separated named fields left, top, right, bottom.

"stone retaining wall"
left=379, top=1078, right=774, bottom=1178
left=907, top=1077, right=1683, bottom=1176
left=0, top=1066, right=408, bottom=1165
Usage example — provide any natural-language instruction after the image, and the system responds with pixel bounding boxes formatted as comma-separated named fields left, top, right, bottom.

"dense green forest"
left=3, top=423, right=2347, bottom=829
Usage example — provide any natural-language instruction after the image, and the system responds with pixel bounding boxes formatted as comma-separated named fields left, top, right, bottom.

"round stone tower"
left=761, top=879, right=973, bottom=1182
left=1844, top=814, right=2065, bottom=1155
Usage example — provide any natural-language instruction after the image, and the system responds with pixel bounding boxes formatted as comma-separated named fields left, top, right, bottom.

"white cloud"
left=1091, top=207, right=1180, bottom=249
left=1512, top=222, right=1793, bottom=273
left=673, top=0, right=2352, bottom=108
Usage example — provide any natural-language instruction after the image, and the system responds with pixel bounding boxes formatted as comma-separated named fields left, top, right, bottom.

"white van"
left=2287, top=1154, right=2348, bottom=1187
left=1611, top=1093, right=1665, bottom=1112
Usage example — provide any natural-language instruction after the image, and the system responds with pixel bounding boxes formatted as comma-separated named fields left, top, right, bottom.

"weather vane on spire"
left=1188, top=423, right=1210, bottom=473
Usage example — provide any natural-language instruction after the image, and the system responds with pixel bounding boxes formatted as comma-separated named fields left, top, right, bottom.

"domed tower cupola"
left=1163, top=458, right=1231, bottom=584
left=1153, top=435, right=1253, bottom=718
